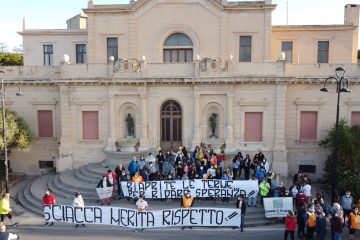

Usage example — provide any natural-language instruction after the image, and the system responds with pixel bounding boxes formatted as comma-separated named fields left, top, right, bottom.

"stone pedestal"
left=117, top=137, right=140, bottom=152
left=201, top=138, right=226, bottom=154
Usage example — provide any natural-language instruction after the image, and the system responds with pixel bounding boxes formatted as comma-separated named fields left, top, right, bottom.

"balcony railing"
left=1, top=60, right=359, bottom=80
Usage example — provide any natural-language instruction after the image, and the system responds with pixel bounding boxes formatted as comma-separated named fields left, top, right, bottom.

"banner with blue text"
left=121, top=179, right=258, bottom=199
left=44, top=205, right=241, bottom=228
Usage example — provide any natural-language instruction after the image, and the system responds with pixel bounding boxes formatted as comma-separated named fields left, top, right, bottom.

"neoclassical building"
left=1, top=0, right=360, bottom=178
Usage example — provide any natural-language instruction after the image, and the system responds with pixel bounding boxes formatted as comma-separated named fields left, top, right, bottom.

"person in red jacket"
left=296, top=189, right=308, bottom=208
left=42, top=190, right=56, bottom=226
left=284, top=210, right=297, bottom=240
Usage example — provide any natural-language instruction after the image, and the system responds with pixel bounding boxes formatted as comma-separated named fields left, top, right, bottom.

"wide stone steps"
left=17, top=161, right=276, bottom=227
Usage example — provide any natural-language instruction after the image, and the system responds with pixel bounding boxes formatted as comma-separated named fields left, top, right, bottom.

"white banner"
left=96, top=187, right=113, bottom=199
left=121, top=180, right=258, bottom=199
left=44, top=205, right=241, bottom=228
left=263, top=197, right=293, bottom=218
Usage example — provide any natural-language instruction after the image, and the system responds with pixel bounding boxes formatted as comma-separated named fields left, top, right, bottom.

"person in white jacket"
left=73, top=192, right=85, bottom=228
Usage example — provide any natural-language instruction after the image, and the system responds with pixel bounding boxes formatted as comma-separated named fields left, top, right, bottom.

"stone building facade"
left=1, top=0, right=359, bottom=178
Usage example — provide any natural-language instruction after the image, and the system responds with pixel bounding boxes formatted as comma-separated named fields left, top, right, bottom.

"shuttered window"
left=38, top=110, right=53, bottom=137
left=244, top=112, right=262, bottom=142
left=300, top=111, right=317, bottom=140
left=82, top=111, right=99, bottom=140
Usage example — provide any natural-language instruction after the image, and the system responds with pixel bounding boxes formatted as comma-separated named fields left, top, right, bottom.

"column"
left=140, top=94, right=149, bottom=148
left=192, top=94, right=201, bottom=147
left=226, top=93, right=234, bottom=148
left=272, top=82, right=288, bottom=177
left=57, top=85, right=74, bottom=172
left=105, top=94, right=116, bottom=151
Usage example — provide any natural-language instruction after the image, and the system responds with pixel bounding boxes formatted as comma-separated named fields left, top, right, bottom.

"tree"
left=0, top=53, right=23, bottom=66
left=320, top=119, right=360, bottom=200
left=0, top=109, right=34, bottom=151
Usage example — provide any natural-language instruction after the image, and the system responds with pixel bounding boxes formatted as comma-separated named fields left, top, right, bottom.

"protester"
left=96, top=175, right=112, bottom=206
left=221, top=169, right=231, bottom=203
left=234, top=194, right=246, bottom=232
left=146, top=153, right=155, bottom=165
left=348, top=206, right=360, bottom=240
left=243, top=154, right=251, bottom=180
left=296, top=189, right=308, bottom=208
left=131, top=171, right=144, bottom=182
left=248, top=176, right=258, bottom=208
left=105, top=169, right=117, bottom=200
left=117, top=169, right=130, bottom=200
left=0, top=224, right=18, bottom=240
left=341, top=191, right=353, bottom=223
left=134, top=195, right=148, bottom=232
left=302, top=181, right=311, bottom=202
left=114, top=164, right=125, bottom=179
left=284, top=210, right=296, bottom=240
left=128, top=156, right=139, bottom=177
left=329, top=203, right=341, bottom=240
left=315, top=212, right=327, bottom=240
left=181, top=192, right=194, bottom=230
left=297, top=203, right=306, bottom=239
left=259, top=178, right=270, bottom=206
left=304, top=203, right=317, bottom=240
left=42, top=190, right=56, bottom=226
left=156, top=150, right=165, bottom=177
left=0, top=193, right=17, bottom=227
left=73, top=192, right=85, bottom=228
left=333, top=210, right=344, bottom=240
left=232, top=155, right=240, bottom=180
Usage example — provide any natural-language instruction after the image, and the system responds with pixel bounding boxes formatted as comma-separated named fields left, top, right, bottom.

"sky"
left=0, top=0, right=358, bottom=52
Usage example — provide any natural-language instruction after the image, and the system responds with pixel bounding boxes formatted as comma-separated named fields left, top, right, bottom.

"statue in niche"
left=209, top=113, right=218, bottom=138
left=126, top=113, right=135, bottom=137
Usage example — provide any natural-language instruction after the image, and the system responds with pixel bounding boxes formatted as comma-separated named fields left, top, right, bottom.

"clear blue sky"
left=0, top=0, right=357, bottom=51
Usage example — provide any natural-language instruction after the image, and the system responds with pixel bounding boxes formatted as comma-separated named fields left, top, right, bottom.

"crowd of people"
left=0, top=145, right=358, bottom=239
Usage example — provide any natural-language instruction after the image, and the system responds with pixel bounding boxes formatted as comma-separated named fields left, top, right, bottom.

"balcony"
left=0, top=60, right=359, bottom=81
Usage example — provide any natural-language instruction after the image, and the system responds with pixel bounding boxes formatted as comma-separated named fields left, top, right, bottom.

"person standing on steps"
left=42, top=190, right=56, bottom=226
left=181, top=192, right=194, bottom=230
left=0, top=193, right=17, bottom=227
left=96, top=175, right=112, bottom=206
left=73, top=192, right=86, bottom=228
left=234, top=194, right=246, bottom=232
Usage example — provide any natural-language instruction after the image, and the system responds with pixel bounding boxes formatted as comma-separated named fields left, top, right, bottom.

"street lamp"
left=320, top=66, right=351, bottom=204
left=0, top=70, right=22, bottom=192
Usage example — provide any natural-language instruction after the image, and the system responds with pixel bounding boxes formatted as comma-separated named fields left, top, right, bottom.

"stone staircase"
left=17, top=158, right=276, bottom=227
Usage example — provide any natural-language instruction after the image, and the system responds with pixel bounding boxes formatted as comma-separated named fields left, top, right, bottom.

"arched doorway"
left=161, top=100, right=182, bottom=151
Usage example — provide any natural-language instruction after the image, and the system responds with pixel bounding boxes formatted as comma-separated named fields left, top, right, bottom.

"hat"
left=299, top=189, right=304, bottom=193
left=288, top=210, right=295, bottom=217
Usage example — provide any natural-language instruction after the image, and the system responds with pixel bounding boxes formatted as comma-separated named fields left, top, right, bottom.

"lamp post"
left=320, top=67, right=351, bottom=204
left=0, top=70, right=22, bottom=192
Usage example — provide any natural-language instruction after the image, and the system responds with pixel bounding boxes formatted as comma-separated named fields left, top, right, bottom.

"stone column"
left=105, top=94, right=116, bottom=151
left=272, top=82, right=288, bottom=177
left=192, top=94, right=201, bottom=147
left=226, top=93, right=234, bottom=148
left=57, top=85, right=74, bottom=172
left=140, top=94, right=149, bottom=148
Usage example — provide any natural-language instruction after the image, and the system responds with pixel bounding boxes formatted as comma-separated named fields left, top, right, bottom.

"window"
left=244, top=112, right=262, bottom=141
left=351, top=112, right=360, bottom=126
left=38, top=110, right=53, bottom=137
left=107, top=38, right=118, bottom=62
left=76, top=44, right=87, bottom=64
left=82, top=111, right=99, bottom=140
left=163, top=33, right=193, bottom=63
left=282, top=41, right=293, bottom=63
left=239, top=36, right=252, bottom=62
left=299, top=165, right=316, bottom=173
left=43, top=45, right=53, bottom=66
left=317, top=41, right=329, bottom=63
left=300, top=111, right=317, bottom=140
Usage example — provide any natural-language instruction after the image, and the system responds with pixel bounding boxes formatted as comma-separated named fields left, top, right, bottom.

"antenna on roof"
left=22, top=17, right=26, bottom=31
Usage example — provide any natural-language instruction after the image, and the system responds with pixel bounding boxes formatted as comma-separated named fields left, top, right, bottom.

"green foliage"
left=320, top=119, right=360, bottom=200
left=0, top=109, right=34, bottom=151
left=0, top=53, right=23, bottom=66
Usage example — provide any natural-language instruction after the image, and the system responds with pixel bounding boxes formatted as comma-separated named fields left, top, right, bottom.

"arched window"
left=163, top=33, right=193, bottom=63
